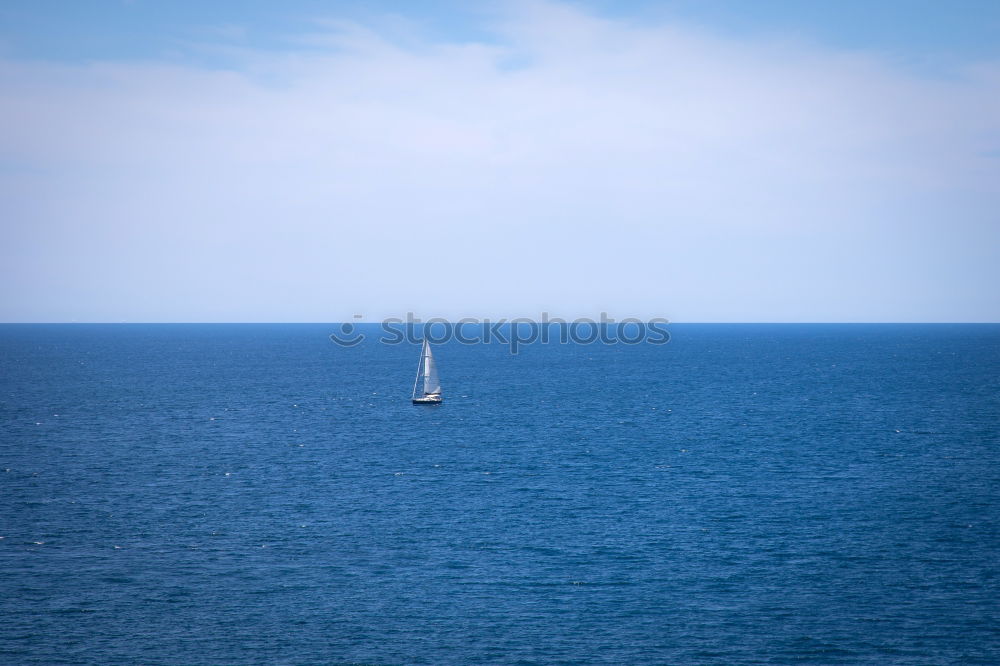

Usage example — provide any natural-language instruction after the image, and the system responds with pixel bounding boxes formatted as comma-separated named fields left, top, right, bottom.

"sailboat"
left=411, top=339, right=443, bottom=404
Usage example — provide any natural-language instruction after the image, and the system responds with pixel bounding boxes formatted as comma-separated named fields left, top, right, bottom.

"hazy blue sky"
left=2, top=1, right=998, bottom=322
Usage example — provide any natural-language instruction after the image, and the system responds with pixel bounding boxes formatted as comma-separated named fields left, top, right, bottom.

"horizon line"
left=2, top=321, right=999, bottom=326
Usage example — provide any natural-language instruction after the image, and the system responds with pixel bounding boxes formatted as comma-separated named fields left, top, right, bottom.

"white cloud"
left=1, top=1, right=998, bottom=321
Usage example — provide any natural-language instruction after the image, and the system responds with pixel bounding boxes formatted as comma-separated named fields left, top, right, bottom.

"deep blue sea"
left=2, top=324, right=998, bottom=665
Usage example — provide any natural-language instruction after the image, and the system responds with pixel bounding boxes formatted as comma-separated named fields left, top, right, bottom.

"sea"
left=1, top=323, right=998, bottom=665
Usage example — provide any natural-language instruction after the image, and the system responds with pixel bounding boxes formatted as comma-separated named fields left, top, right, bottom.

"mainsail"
left=411, top=339, right=443, bottom=404
left=422, top=341, right=441, bottom=395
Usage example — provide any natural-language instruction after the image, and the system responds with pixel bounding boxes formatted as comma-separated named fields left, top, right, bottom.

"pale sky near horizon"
left=1, top=1, right=999, bottom=323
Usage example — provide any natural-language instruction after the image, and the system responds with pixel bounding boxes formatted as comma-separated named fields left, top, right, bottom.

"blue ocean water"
left=1, top=323, right=998, bottom=665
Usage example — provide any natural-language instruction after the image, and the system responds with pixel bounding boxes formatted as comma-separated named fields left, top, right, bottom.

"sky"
left=1, top=0, right=998, bottom=323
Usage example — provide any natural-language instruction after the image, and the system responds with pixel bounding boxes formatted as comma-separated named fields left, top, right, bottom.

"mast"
left=411, top=340, right=426, bottom=399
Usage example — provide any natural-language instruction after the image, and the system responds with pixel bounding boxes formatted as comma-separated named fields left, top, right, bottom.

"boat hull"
left=412, top=396, right=442, bottom=405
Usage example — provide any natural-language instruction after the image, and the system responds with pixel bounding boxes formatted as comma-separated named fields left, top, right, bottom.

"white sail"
left=422, top=341, right=441, bottom=395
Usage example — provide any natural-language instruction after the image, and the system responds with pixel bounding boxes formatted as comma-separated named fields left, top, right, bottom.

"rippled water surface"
left=2, top=324, right=998, bottom=664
